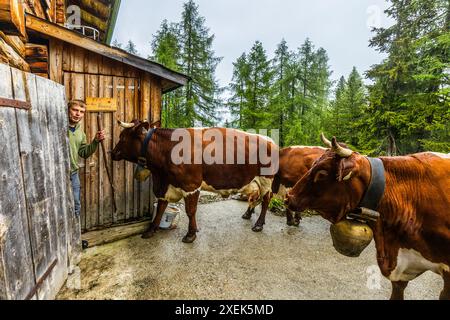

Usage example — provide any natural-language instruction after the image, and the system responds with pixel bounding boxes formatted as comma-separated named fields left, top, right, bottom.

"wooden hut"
left=0, top=0, right=188, bottom=299
left=26, top=14, right=189, bottom=233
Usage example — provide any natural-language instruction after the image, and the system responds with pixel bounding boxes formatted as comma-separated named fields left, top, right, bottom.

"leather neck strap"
left=138, top=128, right=156, bottom=168
left=358, top=157, right=386, bottom=211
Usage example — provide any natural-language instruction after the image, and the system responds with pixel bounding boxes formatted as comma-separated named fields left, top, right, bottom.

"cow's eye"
left=314, top=170, right=328, bottom=183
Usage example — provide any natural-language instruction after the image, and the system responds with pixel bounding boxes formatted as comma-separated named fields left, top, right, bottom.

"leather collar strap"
left=358, top=157, right=386, bottom=211
left=138, top=128, right=156, bottom=168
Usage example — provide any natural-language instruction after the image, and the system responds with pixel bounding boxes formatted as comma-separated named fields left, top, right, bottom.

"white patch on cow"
left=200, top=181, right=239, bottom=198
left=275, top=184, right=290, bottom=199
left=240, top=177, right=273, bottom=208
left=201, top=177, right=273, bottom=207
left=289, top=146, right=327, bottom=150
left=161, top=185, right=201, bottom=203
left=430, top=152, right=450, bottom=159
left=388, top=248, right=450, bottom=282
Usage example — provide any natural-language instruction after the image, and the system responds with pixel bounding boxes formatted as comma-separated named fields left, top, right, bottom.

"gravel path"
left=57, top=200, right=443, bottom=300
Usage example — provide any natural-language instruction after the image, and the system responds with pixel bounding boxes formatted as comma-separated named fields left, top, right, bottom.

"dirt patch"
left=57, top=200, right=443, bottom=300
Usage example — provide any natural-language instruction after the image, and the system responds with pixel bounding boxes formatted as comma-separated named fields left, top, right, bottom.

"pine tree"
left=150, top=1, right=222, bottom=128
left=328, top=76, right=347, bottom=138
left=342, top=67, right=367, bottom=146
left=150, top=20, right=183, bottom=128
left=365, top=0, right=449, bottom=155
left=125, top=40, right=138, bottom=55
left=112, top=39, right=122, bottom=49
left=179, top=0, right=222, bottom=126
left=244, top=41, right=272, bottom=129
left=150, top=20, right=181, bottom=70
left=285, top=39, right=332, bottom=146
left=270, top=39, right=293, bottom=146
left=228, top=53, right=250, bottom=128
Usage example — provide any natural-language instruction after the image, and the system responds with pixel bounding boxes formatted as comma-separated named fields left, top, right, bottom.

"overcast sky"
left=112, top=0, right=393, bottom=88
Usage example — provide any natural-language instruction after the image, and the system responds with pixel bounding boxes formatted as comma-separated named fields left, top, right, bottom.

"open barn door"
left=63, top=73, right=153, bottom=232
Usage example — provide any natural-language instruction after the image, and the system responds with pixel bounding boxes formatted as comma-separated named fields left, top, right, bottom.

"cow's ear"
left=337, top=157, right=356, bottom=182
left=134, top=121, right=150, bottom=135
left=150, top=120, right=161, bottom=128
left=314, top=170, right=329, bottom=183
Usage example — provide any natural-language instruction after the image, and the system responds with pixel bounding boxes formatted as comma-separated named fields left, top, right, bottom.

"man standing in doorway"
left=68, top=100, right=105, bottom=217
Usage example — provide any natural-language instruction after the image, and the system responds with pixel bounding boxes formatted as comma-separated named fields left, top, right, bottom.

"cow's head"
left=111, top=119, right=152, bottom=162
left=286, top=134, right=371, bottom=224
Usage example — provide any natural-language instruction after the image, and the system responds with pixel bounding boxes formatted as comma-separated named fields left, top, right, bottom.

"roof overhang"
left=25, top=14, right=189, bottom=93
left=105, top=0, right=121, bottom=45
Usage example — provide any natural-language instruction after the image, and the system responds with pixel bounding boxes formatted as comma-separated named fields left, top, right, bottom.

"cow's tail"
left=272, top=173, right=281, bottom=194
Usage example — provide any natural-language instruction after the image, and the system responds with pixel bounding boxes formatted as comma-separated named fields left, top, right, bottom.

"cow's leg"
left=294, top=211, right=302, bottom=225
left=286, top=209, right=301, bottom=227
left=242, top=206, right=255, bottom=220
left=182, top=190, right=200, bottom=243
left=390, top=281, right=408, bottom=300
left=252, top=192, right=271, bottom=232
left=439, top=271, right=450, bottom=300
left=142, top=199, right=168, bottom=239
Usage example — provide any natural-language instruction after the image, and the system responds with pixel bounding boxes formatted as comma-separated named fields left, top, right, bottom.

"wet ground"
left=57, top=200, right=443, bottom=300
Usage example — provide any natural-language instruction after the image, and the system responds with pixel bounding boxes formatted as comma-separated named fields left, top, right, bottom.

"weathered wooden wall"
left=50, top=39, right=161, bottom=232
left=0, top=63, right=79, bottom=300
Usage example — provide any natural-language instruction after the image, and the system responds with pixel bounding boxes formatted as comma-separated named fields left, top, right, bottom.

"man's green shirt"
left=69, top=123, right=99, bottom=174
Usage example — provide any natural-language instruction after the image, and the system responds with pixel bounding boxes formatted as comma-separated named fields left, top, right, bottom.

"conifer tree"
left=179, top=0, right=222, bottom=126
left=125, top=40, right=138, bottom=55
left=150, top=20, right=183, bottom=127
left=365, top=0, right=449, bottom=155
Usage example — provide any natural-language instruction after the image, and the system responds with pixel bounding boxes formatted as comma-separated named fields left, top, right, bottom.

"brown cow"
left=242, top=146, right=328, bottom=227
left=111, top=120, right=278, bottom=243
left=286, top=135, right=450, bottom=300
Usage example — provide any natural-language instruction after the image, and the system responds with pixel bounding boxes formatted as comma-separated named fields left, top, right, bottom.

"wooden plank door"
left=0, top=64, right=73, bottom=299
left=63, top=73, right=152, bottom=231
left=0, top=64, right=36, bottom=300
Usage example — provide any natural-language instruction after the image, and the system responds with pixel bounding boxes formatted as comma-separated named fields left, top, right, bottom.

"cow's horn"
left=118, top=120, right=135, bottom=128
left=332, top=137, right=353, bottom=158
left=320, top=133, right=332, bottom=148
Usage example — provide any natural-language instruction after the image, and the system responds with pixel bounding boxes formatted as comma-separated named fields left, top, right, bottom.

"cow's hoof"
left=252, top=225, right=263, bottom=232
left=182, top=233, right=197, bottom=243
left=242, top=212, right=252, bottom=220
left=141, top=230, right=156, bottom=239
left=287, top=220, right=300, bottom=227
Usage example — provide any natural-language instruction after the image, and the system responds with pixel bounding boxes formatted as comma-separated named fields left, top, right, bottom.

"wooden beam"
left=41, top=0, right=54, bottom=22
left=25, top=43, right=47, bottom=61
left=25, top=43, right=48, bottom=74
left=55, top=0, right=65, bottom=25
left=0, top=36, right=30, bottom=71
left=70, top=0, right=110, bottom=20
left=81, top=220, right=151, bottom=248
left=0, top=0, right=26, bottom=38
left=80, top=8, right=107, bottom=32
left=48, top=38, right=63, bottom=83
left=25, top=14, right=189, bottom=87
left=0, top=31, right=25, bottom=57
left=25, top=0, right=46, bottom=19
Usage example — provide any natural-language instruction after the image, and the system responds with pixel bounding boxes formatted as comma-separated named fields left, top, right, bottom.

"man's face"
left=69, top=104, right=86, bottom=125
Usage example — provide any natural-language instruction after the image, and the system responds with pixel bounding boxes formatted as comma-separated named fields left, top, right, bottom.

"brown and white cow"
left=111, top=120, right=278, bottom=243
left=286, top=135, right=450, bottom=300
left=242, top=146, right=328, bottom=227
